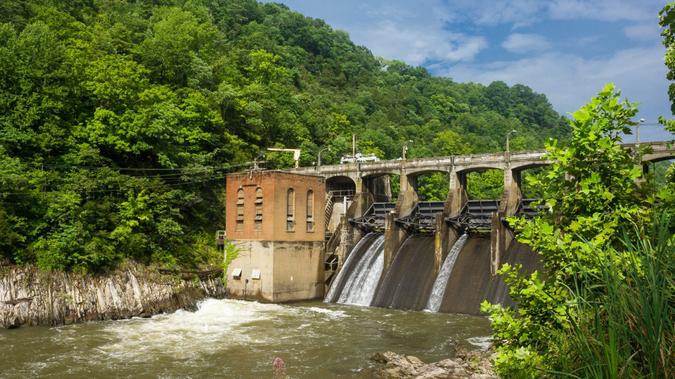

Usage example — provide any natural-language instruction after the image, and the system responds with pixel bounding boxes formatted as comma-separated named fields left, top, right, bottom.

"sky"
left=262, top=0, right=672, bottom=141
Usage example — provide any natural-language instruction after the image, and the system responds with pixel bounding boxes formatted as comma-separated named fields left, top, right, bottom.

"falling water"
left=337, top=235, right=385, bottom=305
left=324, top=233, right=379, bottom=303
left=426, top=233, right=469, bottom=312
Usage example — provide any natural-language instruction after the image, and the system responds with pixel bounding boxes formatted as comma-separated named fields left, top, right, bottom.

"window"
left=306, top=190, right=314, bottom=232
left=286, top=188, right=295, bottom=231
left=236, top=188, right=244, bottom=231
left=254, top=187, right=263, bottom=231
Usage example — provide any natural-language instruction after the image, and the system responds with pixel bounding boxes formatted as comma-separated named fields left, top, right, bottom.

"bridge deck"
left=291, top=141, right=673, bottom=180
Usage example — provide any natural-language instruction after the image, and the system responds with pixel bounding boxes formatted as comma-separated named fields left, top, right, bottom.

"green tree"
left=482, top=84, right=652, bottom=376
left=659, top=2, right=675, bottom=132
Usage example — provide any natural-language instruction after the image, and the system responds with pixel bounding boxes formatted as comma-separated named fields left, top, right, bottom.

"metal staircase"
left=324, top=194, right=335, bottom=227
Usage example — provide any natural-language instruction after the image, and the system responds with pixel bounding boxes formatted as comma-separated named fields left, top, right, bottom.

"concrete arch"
left=511, top=161, right=551, bottom=173
left=326, top=175, right=357, bottom=193
left=404, top=167, right=452, bottom=178
left=359, top=169, right=401, bottom=178
left=455, top=164, right=505, bottom=175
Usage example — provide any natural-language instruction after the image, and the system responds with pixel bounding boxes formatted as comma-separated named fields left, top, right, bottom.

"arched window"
left=286, top=188, right=295, bottom=231
left=236, top=188, right=245, bottom=231
left=254, top=187, right=263, bottom=231
left=306, top=190, right=314, bottom=232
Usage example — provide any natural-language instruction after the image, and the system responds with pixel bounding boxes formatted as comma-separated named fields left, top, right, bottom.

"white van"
left=340, top=153, right=380, bottom=164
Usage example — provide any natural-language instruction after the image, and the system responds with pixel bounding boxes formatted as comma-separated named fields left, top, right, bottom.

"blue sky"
left=262, top=0, right=672, bottom=140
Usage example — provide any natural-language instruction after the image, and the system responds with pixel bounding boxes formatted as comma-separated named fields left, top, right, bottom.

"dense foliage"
left=660, top=2, right=675, bottom=133
left=0, top=0, right=568, bottom=271
left=482, top=84, right=674, bottom=377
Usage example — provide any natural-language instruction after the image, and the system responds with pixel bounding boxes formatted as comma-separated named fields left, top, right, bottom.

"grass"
left=554, top=215, right=674, bottom=378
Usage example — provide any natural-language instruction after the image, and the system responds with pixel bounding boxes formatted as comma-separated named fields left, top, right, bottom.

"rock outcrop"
left=0, top=263, right=226, bottom=328
left=371, top=350, right=497, bottom=379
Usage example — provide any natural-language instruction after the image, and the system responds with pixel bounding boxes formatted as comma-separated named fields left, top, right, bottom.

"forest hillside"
left=0, top=0, right=569, bottom=271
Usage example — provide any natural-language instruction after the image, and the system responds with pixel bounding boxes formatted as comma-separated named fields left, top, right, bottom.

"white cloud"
left=624, top=23, right=661, bottom=42
left=546, top=0, right=655, bottom=22
left=502, top=33, right=551, bottom=53
left=441, top=0, right=662, bottom=27
left=354, top=21, right=487, bottom=65
left=467, top=0, right=545, bottom=27
left=444, top=45, right=669, bottom=122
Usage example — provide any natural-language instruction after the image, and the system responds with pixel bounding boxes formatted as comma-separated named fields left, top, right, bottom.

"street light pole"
left=317, top=147, right=330, bottom=168
left=402, top=140, right=413, bottom=160
left=506, top=129, right=517, bottom=155
left=637, top=118, right=645, bottom=146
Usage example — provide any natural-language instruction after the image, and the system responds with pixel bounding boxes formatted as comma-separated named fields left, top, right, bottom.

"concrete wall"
left=272, top=241, right=324, bottom=302
left=226, top=240, right=274, bottom=300
left=226, top=240, right=324, bottom=302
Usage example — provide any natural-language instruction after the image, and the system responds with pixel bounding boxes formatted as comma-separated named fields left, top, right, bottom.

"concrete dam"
left=311, top=142, right=672, bottom=313
left=222, top=142, right=671, bottom=310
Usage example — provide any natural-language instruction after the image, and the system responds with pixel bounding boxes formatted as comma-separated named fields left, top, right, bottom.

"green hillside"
left=0, top=0, right=569, bottom=271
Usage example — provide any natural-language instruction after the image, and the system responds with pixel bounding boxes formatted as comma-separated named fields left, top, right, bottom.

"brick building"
left=225, top=170, right=326, bottom=302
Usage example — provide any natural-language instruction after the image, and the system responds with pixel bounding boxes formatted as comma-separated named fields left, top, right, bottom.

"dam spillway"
left=426, top=233, right=469, bottom=312
left=483, top=240, right=543, bottom=308
left=325, top=231, right=541, bottom=315
left=325, top=233, right=385, bottom=306
left=371, top=235, right=437, bottom=310
left=438, top=236, right=494, bottom=314
left=336, top=234, right=385, bottom=306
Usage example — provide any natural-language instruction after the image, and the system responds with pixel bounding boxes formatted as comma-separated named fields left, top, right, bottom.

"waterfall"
left=425, top=233, right=469, bottom=312
left=336, top=235, right=385, bottom=306
left=324, top=233, right=379, bottom=303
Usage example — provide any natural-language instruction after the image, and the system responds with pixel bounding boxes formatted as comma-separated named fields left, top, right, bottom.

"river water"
left=0, top=299, right=491, bottom=378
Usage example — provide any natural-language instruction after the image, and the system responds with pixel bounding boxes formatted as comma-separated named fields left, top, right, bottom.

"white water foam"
left=337, top=235, right=385, bottom=306
left=425, top=233, right=469, bottom=312
left=303, top=307, right=347, bottom=319
left=98, top=299, right=291, bottom=361
left=467, top=336, right=493, bottom=351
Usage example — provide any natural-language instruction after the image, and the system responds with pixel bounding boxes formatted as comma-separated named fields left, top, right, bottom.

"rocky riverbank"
left=0, top=262, right=226, bottom=328
left=371, top=350, right=497, bottom=379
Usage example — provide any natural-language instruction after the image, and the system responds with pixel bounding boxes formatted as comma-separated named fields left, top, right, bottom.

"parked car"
left=340, top=153, right=380, bottom=164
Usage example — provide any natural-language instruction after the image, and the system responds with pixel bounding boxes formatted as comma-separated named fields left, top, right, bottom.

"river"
left=0, top=299, right=491, bottom=378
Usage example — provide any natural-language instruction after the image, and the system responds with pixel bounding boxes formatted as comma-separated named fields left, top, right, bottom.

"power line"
left=0, top=174, right=230, bottom=197
left=0, top=159, right=266, bottom=198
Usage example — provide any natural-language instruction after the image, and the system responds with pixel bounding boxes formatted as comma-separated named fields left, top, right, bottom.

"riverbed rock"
left=371, top=350, right=497, bottom=379
left=0, top=262, right=226, bottom=328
